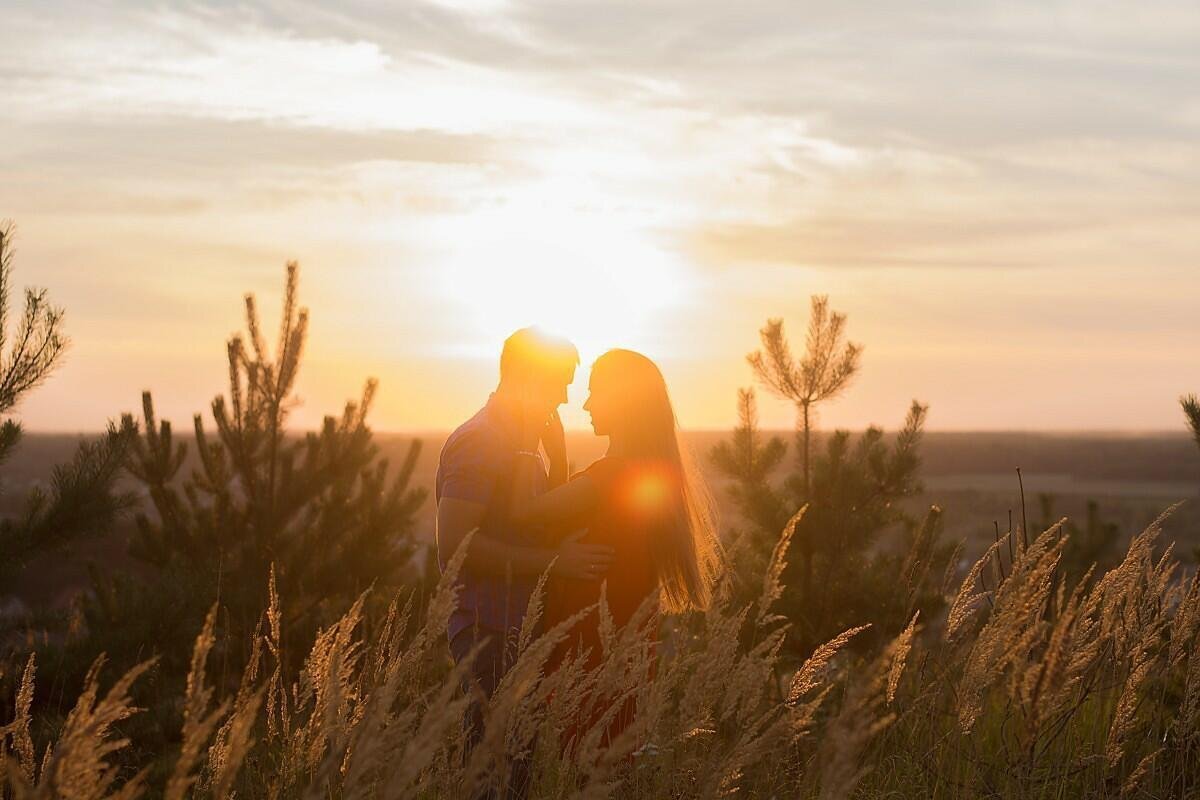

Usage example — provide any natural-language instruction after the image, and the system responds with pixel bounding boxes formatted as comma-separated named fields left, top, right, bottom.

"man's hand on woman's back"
left=552, top=530, right=615, bottom=581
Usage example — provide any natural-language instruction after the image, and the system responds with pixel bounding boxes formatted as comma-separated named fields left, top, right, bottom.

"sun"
left=431, top=203, right=692, bottom=366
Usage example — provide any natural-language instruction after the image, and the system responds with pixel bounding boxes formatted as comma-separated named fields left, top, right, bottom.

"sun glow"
left=432, top=204, right=693, bottom=365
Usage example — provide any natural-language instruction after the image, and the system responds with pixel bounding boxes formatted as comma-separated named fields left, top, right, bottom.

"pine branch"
left=0, top=220, right=13, bottom=355
left=0, top=417, right=22, bottom=469
left=1182, top=394, right=1200, bottom=453
left=0, top=420, right=138, bottom=569
left=0, top=226, right=69, bottom=413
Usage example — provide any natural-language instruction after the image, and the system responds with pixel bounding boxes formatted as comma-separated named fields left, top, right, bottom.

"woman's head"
left=584, top=349, right=673, bottom=445
left=584, top=349, right=722, bottom=612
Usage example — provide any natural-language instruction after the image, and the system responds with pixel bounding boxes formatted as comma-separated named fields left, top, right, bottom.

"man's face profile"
left=525, top=366, right=574, bottom=419
left=500, top=327, right=577, bottom=424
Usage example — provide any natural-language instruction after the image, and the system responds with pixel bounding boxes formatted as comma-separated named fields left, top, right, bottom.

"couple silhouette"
left=434, top=326, right=722, bottom=798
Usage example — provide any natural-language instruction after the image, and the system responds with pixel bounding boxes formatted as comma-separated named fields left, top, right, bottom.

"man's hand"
left=518, top=404, right=544, bottom=451
left=552, top=530, right=615, bottom=581
left=542, top=408, right=568, bottom=484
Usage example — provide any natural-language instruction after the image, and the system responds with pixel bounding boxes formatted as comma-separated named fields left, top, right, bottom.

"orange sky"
left=2, top=2, right=1198, bottom=433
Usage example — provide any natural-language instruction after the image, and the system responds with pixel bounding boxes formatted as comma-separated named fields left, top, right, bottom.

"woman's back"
left=545, top=455, right=659, bottom=668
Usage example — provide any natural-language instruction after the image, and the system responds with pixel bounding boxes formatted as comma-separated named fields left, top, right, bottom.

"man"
left=435, top=326, right=614, bottom=798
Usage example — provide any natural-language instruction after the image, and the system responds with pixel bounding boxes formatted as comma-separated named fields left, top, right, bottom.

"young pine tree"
left=747, top=295, right=862, bottom=498
left=0, top=223, right=136, bottom=578
left=712, top=300, right=951, bottom=656
left=83, top=263, right=426, bottom=687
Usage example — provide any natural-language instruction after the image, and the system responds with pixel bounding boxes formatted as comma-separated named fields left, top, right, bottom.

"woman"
left=509, top=348, right=722, bottom=748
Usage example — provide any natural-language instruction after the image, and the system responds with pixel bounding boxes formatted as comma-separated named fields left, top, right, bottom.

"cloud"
left=3, top=0, right=1199, bottom=430
left=3, top=6, right=602, bottom=135
left=2, top=116, right=504, bottom=177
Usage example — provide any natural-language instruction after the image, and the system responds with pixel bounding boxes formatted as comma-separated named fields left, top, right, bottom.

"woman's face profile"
left=582, top=369, right=619, bottom=436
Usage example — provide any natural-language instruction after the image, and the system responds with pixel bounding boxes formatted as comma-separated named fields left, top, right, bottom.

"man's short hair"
left=500, top=327, right=579, bottom=383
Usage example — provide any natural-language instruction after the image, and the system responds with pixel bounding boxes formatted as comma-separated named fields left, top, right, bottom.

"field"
left=3, top=427, right=1200, bottom=799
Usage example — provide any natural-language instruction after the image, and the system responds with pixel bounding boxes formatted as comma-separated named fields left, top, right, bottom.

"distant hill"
left=6, top=429, right=1198, bottom=498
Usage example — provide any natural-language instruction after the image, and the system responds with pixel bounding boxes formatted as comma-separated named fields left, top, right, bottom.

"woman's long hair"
left=590, top=349, right=722, bottom=612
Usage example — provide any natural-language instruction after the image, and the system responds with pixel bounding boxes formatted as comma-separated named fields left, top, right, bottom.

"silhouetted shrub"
left=712, top=299, right=953, bottom=656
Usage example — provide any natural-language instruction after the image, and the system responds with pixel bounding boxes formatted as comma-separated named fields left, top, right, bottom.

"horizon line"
left=17, top=426, right=1196, bottom=438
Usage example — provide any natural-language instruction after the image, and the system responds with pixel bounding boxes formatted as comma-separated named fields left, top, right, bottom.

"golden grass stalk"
left=207, top=687, right=264, bottom=800
left=818, top=625, right=914, bottom=800
left=1169, top=572, right=1200, bottom=670
left=1106, top=640, right=1156, bottom=770
left=788, top=624, right=871, bottom=704
left=956, top=525, right=1066, bottom=732
left=297, top=591, right=368, bottom=792
left=264, top=563, right=288, bottom=742
left=757, top=505, right=804, bottom=626
left=1121, top=748, right=1160, bottom=798
left=945, top=536, right=1005, bottom=643
left=165, top=604, right=230, bottom=800
left=887, top=612, right=919, bottom=705
left=28, top=656, right=155, bottom=800
left=9, top=654, right=36, bottom=784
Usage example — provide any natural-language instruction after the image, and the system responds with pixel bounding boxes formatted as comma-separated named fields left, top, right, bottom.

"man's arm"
left=509, top=452, right=598, bottom=533
left=437, top=496, right=555, bottom=578
left=508, top=407, right=594, bottom=536
left=542, top=409, right=569, bottom=488
left=437, top=496, right=613, bottom=581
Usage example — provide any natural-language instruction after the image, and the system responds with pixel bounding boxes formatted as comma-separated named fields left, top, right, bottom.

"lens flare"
left=623, top=466, right=674, bottom=518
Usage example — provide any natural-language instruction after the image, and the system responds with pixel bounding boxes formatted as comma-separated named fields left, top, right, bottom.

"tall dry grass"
left=4, top=503, right=1200, bottom=799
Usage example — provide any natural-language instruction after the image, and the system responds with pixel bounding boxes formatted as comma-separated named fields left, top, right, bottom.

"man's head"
left=498, top=326, right=579, bottom=420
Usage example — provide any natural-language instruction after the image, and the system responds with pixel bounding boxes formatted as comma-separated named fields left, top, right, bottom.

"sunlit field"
left=3, top=2, right=1200, bottom=799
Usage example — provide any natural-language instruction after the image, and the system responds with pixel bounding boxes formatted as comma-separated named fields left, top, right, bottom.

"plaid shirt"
left=435, top=395, right=547, bottom=642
